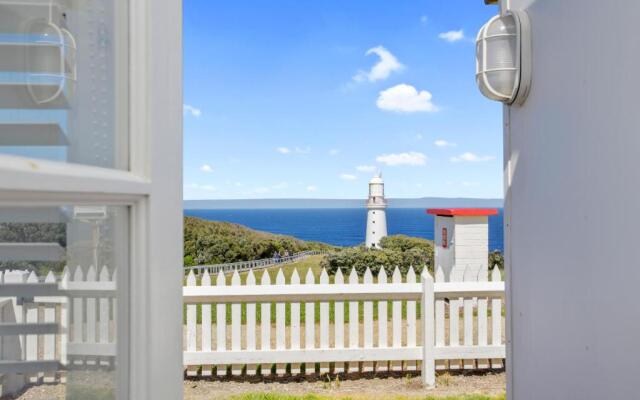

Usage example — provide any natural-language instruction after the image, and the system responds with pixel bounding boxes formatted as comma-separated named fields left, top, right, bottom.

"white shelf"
left=0, top=242, right=65, bottom=262
left=0, top=41, right=74, bottom=74
left=0, top=122, right=67, bottom=146
left=0, top=79, right=74, bottom=109
left=0, top=207, right=68, bottom=223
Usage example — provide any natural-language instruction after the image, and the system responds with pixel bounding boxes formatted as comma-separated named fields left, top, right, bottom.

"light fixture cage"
left=476, top=10, right=531, bottom=105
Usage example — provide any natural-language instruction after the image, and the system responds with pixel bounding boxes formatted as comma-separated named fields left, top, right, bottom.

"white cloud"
left=339, top=173, right=358, bottom=181
left=376, top=152, right=427, bottom=166
left=186, top=183, right=216, bottom=192
left=356, top=165, right=377, bottom=173
left=434, top=139, right=457, bottom=147
left=200, top=164, right=213, bottom=173
left=306, top=185, right=318, bottom=192
left=353, top=46, right=404, bottom=83
left=329, top=149, right=341, bottom=156
left=377, top=84, right=439, bottom=113
left=450, top=152, right=495, bottom=163
left=276, top=147, right=291, bottom=154
left=420, top=15, right=428, bottom=25
left=183, top=104, right=202, bottom=118
left=439, top=30, right=465, bottom=43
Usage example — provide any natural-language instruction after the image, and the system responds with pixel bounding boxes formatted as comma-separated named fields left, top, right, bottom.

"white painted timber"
left=289, top=269, right=301, bottom=375
left=348, top=268, right=359, bottom=373
left=304, top=269, right=315, bottom=375
left=216, top=271, right=227, bottom=376
left=391, top=267, right=402, bottom=372
left=245, top=270, right=257, bottom=375
left=185, top=270, right=197, bottom=377
left=200, top=270, right=212, bottom=376
left=275, top=269, right=286, bottom=376
left=362, top=268, right=374, bottom=373
left=333, top=268, right=344, bottom=374
left=260, top=270, right=271, bottom=376
left=319, top=269, right=330, bottom=374
left=232, top=271, right=243, bottom=376
left=376, top=267, right=388, bottom=373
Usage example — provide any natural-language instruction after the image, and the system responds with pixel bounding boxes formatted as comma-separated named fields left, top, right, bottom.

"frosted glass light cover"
left=476, top=11, right=529, bottom=104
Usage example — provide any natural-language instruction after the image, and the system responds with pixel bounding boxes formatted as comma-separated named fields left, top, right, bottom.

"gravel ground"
left=6, top=371, right=504, bottom=400
left=183, top=370, right=505, bottom=400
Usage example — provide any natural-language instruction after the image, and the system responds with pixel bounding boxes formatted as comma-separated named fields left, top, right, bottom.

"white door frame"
left=0, top=0, right=183, bottom=398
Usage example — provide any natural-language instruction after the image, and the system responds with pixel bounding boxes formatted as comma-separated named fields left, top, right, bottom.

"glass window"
left=0, top=1, right=129, bottom=170
left=0, top=204, right=129, bottom=399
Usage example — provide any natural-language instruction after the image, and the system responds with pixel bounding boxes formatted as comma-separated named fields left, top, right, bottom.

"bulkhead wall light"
left=476, top=10, right=531, bottom=105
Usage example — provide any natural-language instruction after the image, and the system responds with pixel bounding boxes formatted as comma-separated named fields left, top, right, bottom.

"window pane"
left=0, top=205, right=129, bottom=399
left=0, top=1, right=129, bottom=170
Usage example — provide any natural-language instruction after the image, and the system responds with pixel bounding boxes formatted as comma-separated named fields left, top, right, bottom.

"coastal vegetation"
left=183, top=217, right=334, bottom=266
left=321, top=235, right=434, bottom=277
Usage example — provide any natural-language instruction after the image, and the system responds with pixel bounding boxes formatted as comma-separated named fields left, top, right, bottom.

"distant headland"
left=183, top=197, right=504, bottom=210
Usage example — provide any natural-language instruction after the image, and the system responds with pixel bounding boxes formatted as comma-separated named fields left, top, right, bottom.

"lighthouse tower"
left=366, top=173, right=388, bottom=248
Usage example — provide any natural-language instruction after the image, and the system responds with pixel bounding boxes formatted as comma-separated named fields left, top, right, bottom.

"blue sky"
left=183, top=0, right=502, bottom=200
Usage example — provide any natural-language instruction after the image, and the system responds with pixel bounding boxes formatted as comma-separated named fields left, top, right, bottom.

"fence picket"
left=290, top=269, right=301, bottom=375
left=275, top=269, right=286, bottom=376
left=449, top=267, right=462, bottom=370
left=319, top=268, right=330, bottom=374
left=231, top=270, right=243, bottom=375
left=217, top=271, right=228, bottom=376
left=43, top=271, right=56, bottom=383
left=463, top=266, right=475, bottom=370
left=246, top=270, right=257, bottom=375
left=25, top=271, right=39, bottom=382
left=477, top=266, right=489, bottom=369
left=198, top=270, right=212, bottom=376
left=362, top=267, right=374, bottom=373
left=60, top=267, right=69, bottom=369
left=85, top=266, right=97, bottom=367
left=406, top=266, right=417, bottom=371
left=391, top=267, right=402, bottom=372
left=260, top=270, right=272, bottom=376
left=72, top=266, right=84, bottom=367
left=98, top=266, right=111, bottom=368
left=186, top=270, right=197, bottom=376
left=376, top=267, right=388, bottom=373
left=304, top=268, right=315, bottom=375
left=348, top=268, right=359, bottom=373
left=333, top=268, right=345, bottom=374
left=434, top=265, right=446, bottom=371
left=491, top=267, right=503, bottom=369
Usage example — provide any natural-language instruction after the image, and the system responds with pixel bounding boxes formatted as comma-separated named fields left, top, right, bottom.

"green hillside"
left=183, top=217, right=335, bottom=266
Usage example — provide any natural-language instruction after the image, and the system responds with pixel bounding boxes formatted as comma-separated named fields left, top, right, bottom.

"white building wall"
left=503, top=0, right=640, bottom=398
left=434, top=216, right=455, bottom=281
left=366, top=209, right=387, bottom=248
left=453, top=216, right=489, bottom=281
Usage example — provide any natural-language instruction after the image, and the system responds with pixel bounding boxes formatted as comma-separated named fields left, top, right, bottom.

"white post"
left=421, top=270, right=435, bottom=388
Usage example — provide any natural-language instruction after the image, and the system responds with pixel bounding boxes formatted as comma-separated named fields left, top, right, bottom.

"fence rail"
left=186, top=250, right=325, bottom=275
left=183, top=265, right=505, bottom=386
left=0, top=267, right=117, bottom=396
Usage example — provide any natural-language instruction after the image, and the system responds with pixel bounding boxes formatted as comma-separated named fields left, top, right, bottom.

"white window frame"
left=0, top=0, right=183, bottom=398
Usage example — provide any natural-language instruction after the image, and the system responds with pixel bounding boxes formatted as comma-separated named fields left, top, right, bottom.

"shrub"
left=321, top=235, right=434, bottom=277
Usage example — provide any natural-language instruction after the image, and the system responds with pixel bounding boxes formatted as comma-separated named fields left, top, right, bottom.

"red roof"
left=427, top=208, right=499, bottom=217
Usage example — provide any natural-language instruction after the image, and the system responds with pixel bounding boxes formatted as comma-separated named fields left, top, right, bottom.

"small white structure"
left=428, top=208, right=497, bottom=282
left=365, top=173, right=388, bottom=248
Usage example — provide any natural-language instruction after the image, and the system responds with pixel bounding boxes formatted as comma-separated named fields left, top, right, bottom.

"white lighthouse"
left=366, top=173, right=388, bottom=248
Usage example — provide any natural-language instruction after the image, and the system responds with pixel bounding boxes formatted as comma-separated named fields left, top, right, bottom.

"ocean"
left=184, top=208, right=504, bottom=253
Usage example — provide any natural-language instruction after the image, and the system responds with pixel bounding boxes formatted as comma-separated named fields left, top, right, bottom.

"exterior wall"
left=503, top=0, right=640, bottom=398
left=366, top=209, right=387, bottom=248
left=434, top=216, right=455, bottom=281
left=453, top=216, right=488, bottom=282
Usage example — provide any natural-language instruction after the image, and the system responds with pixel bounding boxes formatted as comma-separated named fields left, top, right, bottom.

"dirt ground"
left=7, top=370, right=504, bottom=400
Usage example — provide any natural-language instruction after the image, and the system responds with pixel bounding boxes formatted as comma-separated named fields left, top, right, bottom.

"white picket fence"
left=0, top=266, right=117, bottom=395
left=183, top=265, right=505, bottom=386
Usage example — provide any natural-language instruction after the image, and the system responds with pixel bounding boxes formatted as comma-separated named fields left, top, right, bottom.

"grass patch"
left=230, top=394, right=506, bottom=400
